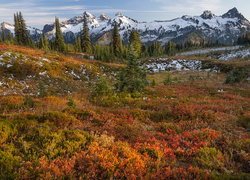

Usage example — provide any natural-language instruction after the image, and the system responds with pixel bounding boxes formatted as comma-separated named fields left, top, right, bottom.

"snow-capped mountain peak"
left=1, top=22, right=14, bottom=33
left=222, top=7, right=246, bottom=20
left=110, top=14, right=138, bottom=26
left=99, top=14, right=110, bottom=21
left=0, top=22, right=41, bottom=41
left=41, top=8, right=250, bottom=45
left=200, top=10, right=215, bottom=19
left=1, top=8, right=249, bottom=45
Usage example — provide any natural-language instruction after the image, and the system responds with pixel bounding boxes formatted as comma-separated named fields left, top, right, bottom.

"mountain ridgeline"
left=1, top=7, right=250, bottom=46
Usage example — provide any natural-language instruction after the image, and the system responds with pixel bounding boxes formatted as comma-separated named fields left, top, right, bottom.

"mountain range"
left=1, top=7, right=250, bottom=45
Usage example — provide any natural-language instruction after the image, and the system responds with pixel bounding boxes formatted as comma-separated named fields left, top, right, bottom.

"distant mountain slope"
left=1, top=7, right=250, bottom=45
left=0, top=22, right=42, bottom=41
left=42, top=8, right=250, bottom=45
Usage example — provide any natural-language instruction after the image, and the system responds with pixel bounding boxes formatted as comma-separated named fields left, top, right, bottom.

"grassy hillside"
left=0, top=44, right=249, bottom=179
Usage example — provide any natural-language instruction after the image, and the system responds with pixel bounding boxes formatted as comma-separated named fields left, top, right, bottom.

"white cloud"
left=151, top=0, right=222, bottom=15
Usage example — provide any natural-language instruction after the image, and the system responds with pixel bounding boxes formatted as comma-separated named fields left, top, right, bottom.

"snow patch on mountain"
left=0, top=22, right=42, bottom=38
left=45, top=8, right=250, bottom=45
left=145, top=59, right=207, bottom=72
left=219, top=48, right=250, bottom=60
left=177, top=46, right=241, bottom=56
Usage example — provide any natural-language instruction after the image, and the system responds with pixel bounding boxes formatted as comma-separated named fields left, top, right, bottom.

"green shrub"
left=238, top=116, right=250, bottom=130
left=39, top=111, right=82, bottom=128
left=195, top=147, right=224, bottom=170
left=7, top=60, right=38, bottom=79
left=91, top=77, right=113, bottom=97
left=163, top=73, right=173, bottom=85
left=43, top=130, right=90, bottom=158
left=23, top=96, right=35, bottom=108
left=150, top=110, right=172, bottom=122
left=211, top=172, right=250, bottom=180
left=0, top=150, right=21, bottom=179
left=151, top=79, right=156, bottom=86
left=225, top=68, right=249, bottom=84
left=0, top=120, right=13, bottom=144
left=38, top=82, right=48, bottom=97
left=67, top=97, right=76, bottom=108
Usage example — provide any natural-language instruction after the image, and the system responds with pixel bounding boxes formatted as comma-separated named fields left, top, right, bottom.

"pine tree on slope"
left=129, top=30, right=142, bottom=58
left=112, top=21, right=122, bottom=57
left=81, top=13, right=92, bottom=54
left=54, top=17, right=65, bottom=52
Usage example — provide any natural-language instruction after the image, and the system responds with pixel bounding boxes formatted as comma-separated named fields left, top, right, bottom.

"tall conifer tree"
left=54, top=17, right=65, bottom=52
left=14, top=12, right=30, bottom=46
left=129, top=30, right=142, bottom=58
left=112, top=21, right=122, bottom=57
left=81, top=13, right=92, bottom=54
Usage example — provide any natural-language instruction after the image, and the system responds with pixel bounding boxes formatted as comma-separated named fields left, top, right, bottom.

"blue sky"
left=0, top=0, right=250, bottom=28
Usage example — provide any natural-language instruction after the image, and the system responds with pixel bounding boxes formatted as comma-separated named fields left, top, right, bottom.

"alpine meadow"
left=0, top=0, right=249, bottom=179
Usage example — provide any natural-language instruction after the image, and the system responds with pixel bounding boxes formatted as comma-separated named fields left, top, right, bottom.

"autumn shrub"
left=23, top=133, right=149, bottom=179
left=0, top=150, right=21, bottom=179
left=154, top=166, right=210, bottom=180
left=38, top=111, right=82, bottom=128
left=41, top=96, right=67, bottom=110
left=0, top=96, right=24, bottom=112
left=74, top=140, right=148, bottom=179
left=42, top=130, right=91, bottom=159
left=115, top=122, right=142, bottom=142
left=158, top=122, right=181, bottom=133
left=42, top=61, right=63, bottom=78
left=64, top=108, right=92, bottom=121
left=150, top=110, right=173, bottom=122
left=165, top=129, right=220, bottom=157
left=0, top=120, right=14, bottom=144
left=195, top=147, right=225, bottom=170
left=7, top=60, right=39, bottom=79
left=135, top=139, right=176, bottom=173
left=211, top=173, right=250, bottom=180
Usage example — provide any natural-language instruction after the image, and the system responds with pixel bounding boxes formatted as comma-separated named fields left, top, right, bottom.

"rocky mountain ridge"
left=1, top=8, right=250, bottom=45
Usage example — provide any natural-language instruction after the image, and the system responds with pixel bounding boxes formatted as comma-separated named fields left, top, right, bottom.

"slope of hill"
left=0, top=44, right=249, bottom=179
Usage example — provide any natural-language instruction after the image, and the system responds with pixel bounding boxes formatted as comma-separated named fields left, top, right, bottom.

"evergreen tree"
left=93, top=45, right=113, bottom=62
left=148, top=42, right=164, bottom=57
left=112, top=21, right=122, bottom=57
left=129, top=30, right=142, bottom=58
left=238, top=32, right=250, bottom=45
left=14, top=12, right=30, bottom=46
left=81, top=13, right=92, bottom=54
left=0, top=24, right=5, bottom=42
left=116, top=47, right=147, bottom=93
left=14, top=13, right=21, bottom=44
left=39, top=33, right=49, bottom=51
left=54, top=17, right=65, bottom=52
left=165, top=41, right=176, bottom=56
left=74, top=36, right=82, bottom=52
left=18, top=12, right=30, bottom=45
